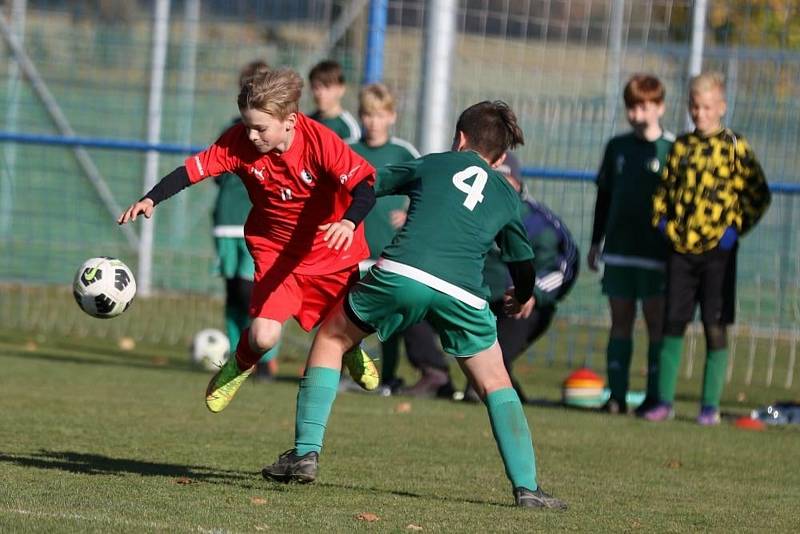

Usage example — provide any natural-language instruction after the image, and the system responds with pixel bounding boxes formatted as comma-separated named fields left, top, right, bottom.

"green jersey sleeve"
left=495, top=216, right=534, bottom=264
left=374, top=159, right=425, bottom=197
left=596, top=140, right=614, bottom=191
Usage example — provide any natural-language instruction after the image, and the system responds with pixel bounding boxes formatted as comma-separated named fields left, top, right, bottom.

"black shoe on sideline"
left=600, top=398, right=627, bottom=415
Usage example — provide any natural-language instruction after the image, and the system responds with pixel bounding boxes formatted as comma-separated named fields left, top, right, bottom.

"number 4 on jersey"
left=452, top=166, right=488, bottom=210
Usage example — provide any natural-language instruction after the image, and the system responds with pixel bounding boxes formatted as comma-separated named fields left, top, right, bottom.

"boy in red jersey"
left=118, top=68, right=380, bottom=412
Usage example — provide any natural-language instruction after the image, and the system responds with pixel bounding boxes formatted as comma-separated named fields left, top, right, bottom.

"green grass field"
left=1, top=332, right=799, bottom=533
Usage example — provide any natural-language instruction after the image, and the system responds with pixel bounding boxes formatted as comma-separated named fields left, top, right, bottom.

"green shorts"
left=215, top=237, right=255, bottom=281
left=602, top=264, right=665, bottom=300
left=346, top=268, right=496, bottom=356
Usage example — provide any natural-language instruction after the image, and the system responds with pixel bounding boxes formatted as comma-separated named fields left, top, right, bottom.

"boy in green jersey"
left=308, top=60, right=361, bottom=143
left=350, top=83, right=451, bottom=397
left=262, top=101, right=567, bottom=510
left=588, top=74, right=673, bottom=415
left=644, top=72, right=770, bottom=425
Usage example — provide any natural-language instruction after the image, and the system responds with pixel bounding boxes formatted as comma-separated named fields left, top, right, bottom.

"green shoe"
left=205, top=355, right=253, bottom=413
left=342, top=344, right=379, bottom=391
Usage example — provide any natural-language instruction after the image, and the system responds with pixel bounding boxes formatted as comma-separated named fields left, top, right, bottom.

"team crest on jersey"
left=615, top=155, right=625, bottom=174
left=647, top=158, right=660, bottom=173
left=250, top=165, right=267, bottom=181
left=300, top=169, right=315, bottom=184
left=339, top=164, right=362, bottom=184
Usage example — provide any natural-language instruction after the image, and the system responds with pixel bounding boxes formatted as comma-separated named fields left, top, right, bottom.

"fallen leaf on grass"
left=665, top=459, right=682, bottom=469
left=174, top=477, right=194, bottom=485
left=118, top=337, right=136, bottom=351
left=394, top=402, right=412, bottom=414
left=356, top=512, right=380, bottom=522
left=250, top=497, right=268, bottom=505
left=407, top=524, right=423, bottom=531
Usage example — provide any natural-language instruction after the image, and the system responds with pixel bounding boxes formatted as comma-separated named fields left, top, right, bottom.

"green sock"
left=294, top=366, right=340, bottom=456
left=485, top=388, right=537, bottom=491
left=658, top=336, right=684, bottom=404
left=701, top=348, right=728, bottom=408
left=647, top=341, right=662, bottom=399
left=606, top=337, right=633, bottom=402
left=381, top=334, right=401, bottom=384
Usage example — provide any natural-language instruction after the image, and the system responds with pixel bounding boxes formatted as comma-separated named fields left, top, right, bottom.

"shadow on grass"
left=0, top=450, right=266, bottom=488
left=314, top=481, right=511, bottom=508
left=2, top=449, right=511, bottom=506
left=0, top=345, right=303, bottom=386
left=0, top=346, right=190, bottom=373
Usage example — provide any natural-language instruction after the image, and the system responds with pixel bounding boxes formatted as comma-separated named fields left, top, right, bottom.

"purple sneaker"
left=697, top=406, right=721, bottom=426
left=643, top=402, right=674, bottom=422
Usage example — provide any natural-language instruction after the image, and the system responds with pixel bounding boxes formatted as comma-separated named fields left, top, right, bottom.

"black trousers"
left=489, top=300, right=557, bottom=368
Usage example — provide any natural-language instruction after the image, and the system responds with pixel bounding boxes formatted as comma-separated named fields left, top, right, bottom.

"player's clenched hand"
left=503, top=287, right=535, bottom=319
left=117, top=198, right=155, bottom=225
left=319, top=219, right=356, bottom=251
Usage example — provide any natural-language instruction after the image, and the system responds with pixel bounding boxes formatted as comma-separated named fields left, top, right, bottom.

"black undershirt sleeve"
left=590, top=187, right=610, bottom=245
left=342, top=180, right=376, bottom=227
left=142, top=166, right=192, bottom=206
left=507, top=259, right=535, bottom=303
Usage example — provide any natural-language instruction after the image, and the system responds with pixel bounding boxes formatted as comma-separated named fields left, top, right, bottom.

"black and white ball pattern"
left=72, top=257, right=137, bottom=319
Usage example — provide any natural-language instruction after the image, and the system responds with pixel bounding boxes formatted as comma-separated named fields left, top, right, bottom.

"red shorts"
left=249, top=264, right=360, bottom=331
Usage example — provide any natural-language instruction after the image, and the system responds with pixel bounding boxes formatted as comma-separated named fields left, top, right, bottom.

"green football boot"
left=342, top=344, right=380, bottom=391
left=205, top=355, right=254, bottom=413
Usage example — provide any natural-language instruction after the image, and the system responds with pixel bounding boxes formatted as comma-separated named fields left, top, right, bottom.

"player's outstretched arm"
left=117, top=166, right=192, bottom=225
left=118, top=198, right=154, bottom=225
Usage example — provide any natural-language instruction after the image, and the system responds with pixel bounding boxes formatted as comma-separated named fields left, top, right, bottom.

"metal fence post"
left=686, top=0, right=708, bottom=130
left=138, top=0, right=171, bottom=296
left=417, top=0, right=457, bottom=155
left=363, top=0, right=388, bottom=84
left=1, top=0, right=26, bottom=238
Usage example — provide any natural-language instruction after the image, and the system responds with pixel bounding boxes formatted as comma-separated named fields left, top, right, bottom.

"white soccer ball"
left=72, top=257, right=137, bottom=319
left=191, top=328, right=230, bottom=371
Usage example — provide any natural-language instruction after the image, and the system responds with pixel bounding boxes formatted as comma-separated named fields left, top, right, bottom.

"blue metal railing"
left=2, top=130, right=799, bottom=194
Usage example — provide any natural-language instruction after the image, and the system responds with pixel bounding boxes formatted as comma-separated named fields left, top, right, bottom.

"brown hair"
left=238, top=60, right=270, bottom=89
left=455, top=101, right=524, bottom=163
left=309, top=59, right=345, bottom=87
left=623, top=74, right=665, bottom=107
left=690, top=71, right=726, bottom=100
left=359, top=83, right=395, bottom=115
left=237, top=67, right=303, bottom=119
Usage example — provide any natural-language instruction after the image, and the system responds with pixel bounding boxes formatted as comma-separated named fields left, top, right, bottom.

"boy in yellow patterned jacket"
left=645, top=72, right=770, bottom=425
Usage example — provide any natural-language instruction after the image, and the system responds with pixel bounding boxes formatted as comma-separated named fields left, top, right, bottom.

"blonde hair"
left=237, top=67, right=303, bottom=119
left=238, top=60, right=270, bottom=89
left=690, top=71, right=726, bottom=100
left=359, top=83, right=395, bottom=115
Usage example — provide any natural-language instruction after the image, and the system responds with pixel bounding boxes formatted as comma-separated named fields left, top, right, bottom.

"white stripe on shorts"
left=375, top=258, right=487, bottom=310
